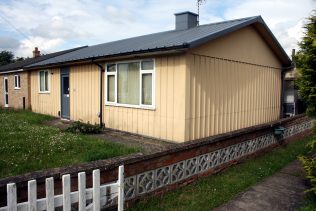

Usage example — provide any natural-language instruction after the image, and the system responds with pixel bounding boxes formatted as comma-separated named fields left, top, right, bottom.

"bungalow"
left=0, top=47, right=86, bottom=109
left=24, top=12, right=292, bottom=142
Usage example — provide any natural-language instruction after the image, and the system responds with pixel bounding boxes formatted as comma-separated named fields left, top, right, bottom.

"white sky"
left=0, top=0, right=314, bottom=58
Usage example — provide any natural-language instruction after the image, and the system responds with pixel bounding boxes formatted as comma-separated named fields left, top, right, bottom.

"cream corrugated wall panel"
left=103, top=55, right=186, bottom=142
left=185, top=54, right=282, bottom=140
left=30, top=69, right=60, bottom=117
left=70, top=64, right=100, bottom=124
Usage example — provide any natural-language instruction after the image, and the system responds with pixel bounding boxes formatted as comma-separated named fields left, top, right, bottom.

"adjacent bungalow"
left=0, top=47, right=86, bottom=109
left=11, top=12, right=292, bottom=142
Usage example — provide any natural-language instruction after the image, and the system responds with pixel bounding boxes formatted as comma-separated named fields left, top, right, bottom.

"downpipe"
left=92, top=60, right=105, bottom=128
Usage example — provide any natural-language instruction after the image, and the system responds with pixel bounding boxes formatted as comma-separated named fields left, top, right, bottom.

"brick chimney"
left=33, top=47, right=40, bottom=58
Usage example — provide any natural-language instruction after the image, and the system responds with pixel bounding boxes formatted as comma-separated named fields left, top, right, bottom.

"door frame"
left=3, top=77, right=8, bottom=107
left=60, top=67, right=70, bottom=119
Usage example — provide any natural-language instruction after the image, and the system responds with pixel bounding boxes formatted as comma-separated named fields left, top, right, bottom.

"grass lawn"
left=129, top=130, right=316, bottom=211
left=0, top=108, right=141, bottom=178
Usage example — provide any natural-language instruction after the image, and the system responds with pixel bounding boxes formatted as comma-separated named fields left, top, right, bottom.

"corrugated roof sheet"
left=0, top=46, right=87, bottom=73
left=27, top=16, right=291, bottom=68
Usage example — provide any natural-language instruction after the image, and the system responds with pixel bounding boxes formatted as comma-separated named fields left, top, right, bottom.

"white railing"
left=0, top=165, right=124, bottom=211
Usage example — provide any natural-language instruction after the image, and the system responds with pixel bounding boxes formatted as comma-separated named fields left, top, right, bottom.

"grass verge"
left=0, top=108, right=141, bottom=178
left=299, top=193, right=316, bottom=211
left=129, top=132, right=316, bottom=211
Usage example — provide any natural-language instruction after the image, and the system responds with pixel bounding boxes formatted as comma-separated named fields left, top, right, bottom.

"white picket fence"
left=0, top=165, right=124, bottom=211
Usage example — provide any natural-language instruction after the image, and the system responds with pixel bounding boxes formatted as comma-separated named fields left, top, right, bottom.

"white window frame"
left=38, top=70, right=50, bottom=93
left=14, top=75, right=21, bottom=89
left=105, top=59, right=155, bottom=110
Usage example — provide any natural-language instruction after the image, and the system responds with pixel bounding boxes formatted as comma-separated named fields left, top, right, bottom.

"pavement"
left=214, top=160, right=308, bottom=211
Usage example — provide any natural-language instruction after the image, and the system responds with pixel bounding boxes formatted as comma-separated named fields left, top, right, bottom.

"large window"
left=14, top=75, right=20, bottom=89
left=39, top=70, right=49, bottom=92
left=106, top=59, right=155, bottom=109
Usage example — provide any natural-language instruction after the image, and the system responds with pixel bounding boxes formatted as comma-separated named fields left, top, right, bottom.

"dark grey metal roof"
left=27, top=16, right=291, bottom=68
left=0, top=46, right=87, bottom=73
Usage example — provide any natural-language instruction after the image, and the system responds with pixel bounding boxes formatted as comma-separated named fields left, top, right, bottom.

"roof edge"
left=25, top=46, right=188, bottom=70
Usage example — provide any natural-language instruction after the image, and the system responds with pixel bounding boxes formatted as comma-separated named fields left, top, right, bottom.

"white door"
left=3, top=77, right=8, bottom=107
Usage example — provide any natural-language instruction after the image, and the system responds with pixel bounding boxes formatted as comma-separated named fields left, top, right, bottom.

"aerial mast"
left=197, top=0, right=206, bottom=25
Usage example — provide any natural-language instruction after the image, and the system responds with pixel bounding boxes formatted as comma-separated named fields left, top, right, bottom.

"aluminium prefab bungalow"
left=25, top=12, right=292, bottom=142
left=0, top=47, right=86, bottom=109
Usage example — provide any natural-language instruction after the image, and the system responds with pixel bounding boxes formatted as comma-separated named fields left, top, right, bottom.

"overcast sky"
left=0, top=0, right=315, bottom=58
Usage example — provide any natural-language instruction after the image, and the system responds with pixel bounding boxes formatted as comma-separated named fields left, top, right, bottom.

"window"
left=14, top=75, right=20, bottom=89
left=39, top=70, right=49, bottom=92
left=105, top=59, right=155, bottom=109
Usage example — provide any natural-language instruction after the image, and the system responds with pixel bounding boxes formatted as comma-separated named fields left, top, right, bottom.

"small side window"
left=39, top=70, right=49, bottom=92
left=14, top=75, right=21, bottom=89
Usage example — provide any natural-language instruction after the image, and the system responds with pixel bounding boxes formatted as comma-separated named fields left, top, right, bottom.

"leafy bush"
left=66, top=121, right=102, bottom=134
left=299, top=134, right=316, bottom=195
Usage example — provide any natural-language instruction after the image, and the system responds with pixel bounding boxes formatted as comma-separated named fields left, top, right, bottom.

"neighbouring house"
left=282, top=49, right=306, bottom=117
left=0, top=47, right=87, bottom=109
left=23, top=11, right=292, bottom=142
left=283, top=68, right=298, bottom=117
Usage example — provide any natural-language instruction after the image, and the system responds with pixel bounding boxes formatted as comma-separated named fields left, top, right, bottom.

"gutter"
left=91, top=59, right=105, bottom=128
left=0, top=69, right=24, bottom=75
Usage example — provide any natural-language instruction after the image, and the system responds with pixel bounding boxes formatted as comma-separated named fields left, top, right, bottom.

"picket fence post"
left=7, top=183, right=17, bottom=211
left=118, top=165, right=125, bottom=211
left=45, top=177, right=54, bottom=211
left=28, top=180, right=37, bottom=211
left=78, top=172, right=86, bottom=211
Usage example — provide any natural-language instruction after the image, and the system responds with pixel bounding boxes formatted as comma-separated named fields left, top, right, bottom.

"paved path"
left=45, top=118, right=176, bottom=154
left=214, top=160, right=308, bottom=211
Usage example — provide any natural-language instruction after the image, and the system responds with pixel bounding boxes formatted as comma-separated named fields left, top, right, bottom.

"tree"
left=295, top=11, right=316, bottom=117
left=0, top=50, right=14, bottom=66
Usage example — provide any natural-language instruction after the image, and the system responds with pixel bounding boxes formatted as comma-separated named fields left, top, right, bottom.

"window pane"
left=63, top=76, right=69, bottom=95
left=141, top=60, right=154, bottom=70
left=117, top=62, right=139, bottom=105
left=142, top=74, right=152, bottom=105
left=40, top=72, right=45, bottom=91
left=107, top=64, right=116, bottom=72
left=107, top=75, right=115, bottom=102
left=15, top=76, right=17, bottom=87
left=18, top=76, right=20, bottom=87
left=44, top=71, right=49, bottom=91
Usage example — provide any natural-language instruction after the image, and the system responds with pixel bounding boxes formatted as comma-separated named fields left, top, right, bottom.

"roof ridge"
left=87, top=16, right=261, bottom=48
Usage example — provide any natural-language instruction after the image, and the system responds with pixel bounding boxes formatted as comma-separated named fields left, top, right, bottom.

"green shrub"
left=299, top=135, right=316, bottom=195
left=66, top=121, right=102, bottom=134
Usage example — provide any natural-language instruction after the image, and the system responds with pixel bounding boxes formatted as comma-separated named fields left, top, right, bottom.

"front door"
left=61, top=68, right=70, bottom=119
left=3, top=77, right=8, bottom=107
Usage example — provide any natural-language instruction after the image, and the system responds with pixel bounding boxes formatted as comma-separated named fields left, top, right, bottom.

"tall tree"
left=295, top=11, right=316, bottom=116
left=0, top=50, right=14, bottom=66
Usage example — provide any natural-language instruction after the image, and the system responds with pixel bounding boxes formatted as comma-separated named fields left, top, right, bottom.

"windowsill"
left=105, top=102, right=155, bottom=110
left=39, top=91, right=50, bottom=94
left=14, top=87, right=21, bottom=90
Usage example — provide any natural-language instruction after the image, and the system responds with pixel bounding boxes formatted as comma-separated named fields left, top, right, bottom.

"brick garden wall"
left=0, top=114, right=313, bottom=208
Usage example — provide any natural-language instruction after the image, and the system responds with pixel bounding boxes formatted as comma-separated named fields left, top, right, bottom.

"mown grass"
left=129, top=131, right=316, bottom=211
left=0, top=108, right=141, bottom=178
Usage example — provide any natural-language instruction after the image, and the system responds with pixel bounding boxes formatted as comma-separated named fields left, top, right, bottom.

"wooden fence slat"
left=118, top=165, right=125, bottom=211
left=45, top=177, right=54, bottom=211
left=78, top=172, right=86, bottom=211
left=62, top=174, right=71, bottom=211
left=7, top=183, right=17, bottom=211
left=1, top=166, right=124, bottom=211
left=28, top=180, right=37, bottom=211
left=93, top=169, right=100, bottom=211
